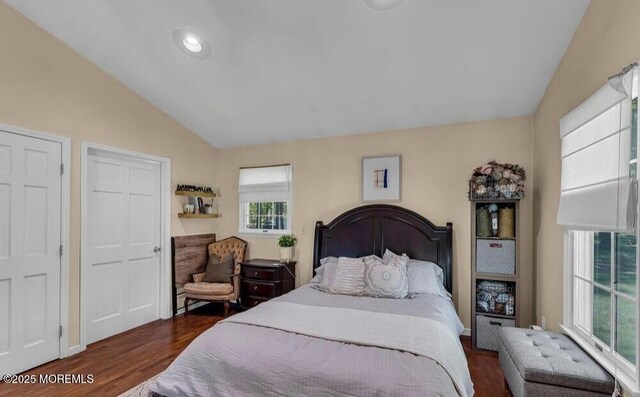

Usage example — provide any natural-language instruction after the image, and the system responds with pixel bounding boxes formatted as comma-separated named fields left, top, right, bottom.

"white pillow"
left=328, top=257, right=366, bottom=296
left=311, top=257, right=339, bottom=291
left=383, top=249, right=450, bottom=298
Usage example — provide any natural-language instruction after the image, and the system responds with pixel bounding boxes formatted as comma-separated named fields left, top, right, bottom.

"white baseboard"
left=462, top=328, right=471, bottom=337
left=174, top=301, right=210, bottom=316
left=62, top=344, right=84, bottom=358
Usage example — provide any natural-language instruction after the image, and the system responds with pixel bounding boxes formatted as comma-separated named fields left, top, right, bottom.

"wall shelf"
left=178, top=213, right=221, bottom=219
left=175, top=190, right=216, bottom=198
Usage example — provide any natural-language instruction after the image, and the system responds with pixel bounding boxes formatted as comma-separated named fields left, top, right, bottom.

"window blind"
left=557, top=65, right=637, bottom=231
left=238, top=164, right=291, bottom=203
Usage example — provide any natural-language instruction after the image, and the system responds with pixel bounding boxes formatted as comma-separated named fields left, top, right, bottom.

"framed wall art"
left=362, top=155, right=401, bottom=202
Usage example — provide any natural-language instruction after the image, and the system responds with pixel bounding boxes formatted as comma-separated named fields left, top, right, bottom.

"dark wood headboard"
left=171, top=233, right=216, bottom=315
left=313, top=205, right=453, bottom=293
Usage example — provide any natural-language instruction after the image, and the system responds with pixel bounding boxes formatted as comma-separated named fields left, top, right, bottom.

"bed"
left=151, top=204, right=472, bottom=396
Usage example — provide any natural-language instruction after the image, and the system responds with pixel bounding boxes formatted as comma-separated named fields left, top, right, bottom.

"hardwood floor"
left=463, top=337, right=510, bottom=397
left=1, top=304, right=510, bottom=397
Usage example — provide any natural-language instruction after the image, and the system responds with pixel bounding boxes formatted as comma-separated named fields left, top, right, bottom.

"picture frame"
left=362, top=155, right=402, bottom=202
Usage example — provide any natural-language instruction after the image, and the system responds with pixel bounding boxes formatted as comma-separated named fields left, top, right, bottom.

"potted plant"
left=278, top=234, right=296, bottom=263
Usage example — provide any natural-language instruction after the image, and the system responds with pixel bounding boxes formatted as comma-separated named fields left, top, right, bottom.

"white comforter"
left=152, top=285, right=473, bottom=397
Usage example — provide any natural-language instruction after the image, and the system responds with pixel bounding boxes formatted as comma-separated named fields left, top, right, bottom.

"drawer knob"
left=253, top=286, right=257, bottom=291
left=253, top=301, right=258, bottom=306
left=253, top=272, right=258, bottom=276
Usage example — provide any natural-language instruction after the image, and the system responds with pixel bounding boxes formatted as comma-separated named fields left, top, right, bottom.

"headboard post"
left=445, top=222, right=453, bottom=295
left=313, top=220, right=324, bottom=270
left=313, top=205, right=454, bottom=293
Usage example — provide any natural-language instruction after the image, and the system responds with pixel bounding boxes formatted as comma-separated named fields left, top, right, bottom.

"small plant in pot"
left=278, top=234, right=296, bottom=263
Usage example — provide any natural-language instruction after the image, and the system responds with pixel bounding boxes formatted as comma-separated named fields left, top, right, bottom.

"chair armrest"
left=229, top=272, right=240, bottom=282
left=191, top=272, right=206, bottom=283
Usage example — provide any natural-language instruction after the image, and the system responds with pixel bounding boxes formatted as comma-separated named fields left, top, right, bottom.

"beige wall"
left=533, top=0, right=640, bottom=332
left=0, top=3, right=220, bottom=347
left=218, top=117, right=535, bottom=329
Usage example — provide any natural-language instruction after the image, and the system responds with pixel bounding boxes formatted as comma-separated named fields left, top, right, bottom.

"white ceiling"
left=6, top=0, right=590, bottom=148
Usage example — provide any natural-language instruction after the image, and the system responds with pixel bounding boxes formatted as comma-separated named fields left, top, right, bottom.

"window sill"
left=561, top=325, right=639, bottom=396
left=239, top=231, right=290, bottom=238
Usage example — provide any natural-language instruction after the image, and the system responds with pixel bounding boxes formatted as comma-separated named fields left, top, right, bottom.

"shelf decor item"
left=278, top=234, right=296, bottom=263
left=476, top=207, right=492, bottom=237
left=498, top=208, right=515, bottom=238
left=488, top=203, right=499, bottom=236
left=468, top=160, right=526, bottom=201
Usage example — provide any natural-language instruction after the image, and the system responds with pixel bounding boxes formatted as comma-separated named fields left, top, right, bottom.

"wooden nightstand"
left=240, top=259, right=296, bottom=308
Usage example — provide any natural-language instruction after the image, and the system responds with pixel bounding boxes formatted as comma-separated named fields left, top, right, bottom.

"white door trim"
left=0, top=122, right=71, bottom=358
left=80, top=141, right=172, bottom=351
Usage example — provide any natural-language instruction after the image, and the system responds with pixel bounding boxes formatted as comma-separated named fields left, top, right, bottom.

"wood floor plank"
left=1, top=304, right=510, bottom=396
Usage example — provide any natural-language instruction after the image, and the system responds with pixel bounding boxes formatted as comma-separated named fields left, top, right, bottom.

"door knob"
left=153, top=247, right=161, bottom=253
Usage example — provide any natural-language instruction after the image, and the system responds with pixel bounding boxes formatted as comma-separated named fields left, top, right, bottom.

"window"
left=571, top=231, right=637, bottom=367
left=561, top=64, right=639, bottom=389
left=238, top=164, right=292, bottom=235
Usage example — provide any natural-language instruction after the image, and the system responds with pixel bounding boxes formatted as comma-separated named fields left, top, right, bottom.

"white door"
left=86, top=151, right=161, bottom=344
left=0, top=131, right=61, bottom=375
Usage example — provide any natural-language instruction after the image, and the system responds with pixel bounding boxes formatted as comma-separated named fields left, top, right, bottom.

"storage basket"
left=476, top=280, right=516, bottom=316
left=476, top=239, right=515, bottom=274
left=476, top=314, right=515, bottom=351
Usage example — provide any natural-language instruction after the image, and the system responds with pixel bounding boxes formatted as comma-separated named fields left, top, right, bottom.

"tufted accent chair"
left=183, top=236, right=247, bottom=317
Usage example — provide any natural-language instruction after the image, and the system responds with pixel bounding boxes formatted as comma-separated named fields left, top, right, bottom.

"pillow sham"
left=328, top=257, right=366, bottom=296
left=383, top=249, right=450, bottom=298
left=407, top=260, right=451, bottom=298
left=363, top=255, right=408, bottom=299
left=311, top=257, right=339, bottom=291
left=408, top=258, right=444, bottom=284
left=316, top=256, right=338, bottom=278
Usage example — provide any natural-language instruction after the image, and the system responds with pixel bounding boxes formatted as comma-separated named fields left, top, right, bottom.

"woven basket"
left=498, top=208, right=515, bottom=238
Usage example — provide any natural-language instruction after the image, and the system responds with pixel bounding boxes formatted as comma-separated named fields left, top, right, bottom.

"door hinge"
left=59, top=245, right=63, bottom=257
left=59, top=325, right=63, bottom=338
left=60, top=163, right=64, bottom=175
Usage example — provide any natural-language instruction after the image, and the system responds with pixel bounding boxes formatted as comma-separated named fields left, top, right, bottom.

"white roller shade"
left=557, top=66, right=637, bottom=231
left=238, top=164, right=291, bottom=203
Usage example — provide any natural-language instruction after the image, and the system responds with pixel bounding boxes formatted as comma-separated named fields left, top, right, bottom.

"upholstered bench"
left=498, top=328, right=614, bottom=396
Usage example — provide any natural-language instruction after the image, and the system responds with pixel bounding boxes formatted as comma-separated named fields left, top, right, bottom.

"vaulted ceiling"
left=6, top=0, right=590, bottom=148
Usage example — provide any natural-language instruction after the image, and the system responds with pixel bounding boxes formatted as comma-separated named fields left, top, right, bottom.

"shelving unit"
left=471, top=199, right=520, bottom=351
left=175, top=187, right=220, bottom=218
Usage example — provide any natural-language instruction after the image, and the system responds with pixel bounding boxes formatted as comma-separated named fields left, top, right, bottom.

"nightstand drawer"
left=242, top=266, right=278, bottom=281
left=242, top=280, right=276, bottom=297
left=245, top=296, right=270, bottom=308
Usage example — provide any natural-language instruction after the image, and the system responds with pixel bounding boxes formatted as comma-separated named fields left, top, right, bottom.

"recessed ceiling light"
left=182, top=36, right=202, bottom=53
left=173, top=29, right=211, bottom=60
left=364, top=0, right=405, bottom=11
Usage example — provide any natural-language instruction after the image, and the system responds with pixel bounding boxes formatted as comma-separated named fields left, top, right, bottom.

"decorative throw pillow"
left=328, top=257, right=366, bottom=296
left=203, top=252, right=235, bottom=283
left=382, top=248, right=409, bottom=266
left=364, top=255, right=409, bottom=299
